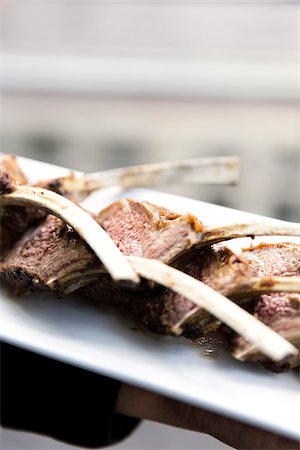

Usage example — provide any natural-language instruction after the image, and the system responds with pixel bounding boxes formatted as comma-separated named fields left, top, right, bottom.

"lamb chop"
left=232, top=243, right=300, bottom=372
left=0, top=165, right=139, bottom=284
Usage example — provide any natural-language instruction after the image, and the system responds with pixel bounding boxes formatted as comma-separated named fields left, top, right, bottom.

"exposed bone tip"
left=232, top=341, right=299, bottom=363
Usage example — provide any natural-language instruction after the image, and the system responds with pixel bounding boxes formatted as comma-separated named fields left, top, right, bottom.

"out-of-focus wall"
left=2, top=3, right=299, bottom=221
left=2, top=94, right=299, bottom=220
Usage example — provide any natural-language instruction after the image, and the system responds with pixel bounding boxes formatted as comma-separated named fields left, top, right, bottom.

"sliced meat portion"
left=0, top=205, right=46, bottom=261
left=0, top=155, right=45, bottom=260
left=0, top=215, right=100, bottom=295
left=143, top=245, right=257, bottom=336
left=242, top=242, right=300, bottom=278
left=99, top=198, right=203, bottom=260
left=232, top=243, right=300, bottom=371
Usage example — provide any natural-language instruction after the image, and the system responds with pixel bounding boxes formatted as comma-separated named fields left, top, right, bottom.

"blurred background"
left=1, top=2, right=299, bottom=449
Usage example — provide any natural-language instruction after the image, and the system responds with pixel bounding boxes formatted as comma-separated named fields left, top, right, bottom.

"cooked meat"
left=81, top=244, right=257, bottom=335
left=1, top=196, right=258, bottom=334
left=82, top=242, right=300, bottom=343
left=150, top=246, right=257, bottom=335
left=0, top=215, right=100, bottom=295
left=1, top=206, right=44, bottom=261
left=159, top=245, right=257, bottom=335
left=0, top=199, right=203, bottom=295
left=242, top=242, right=300, bottom=278
left=0, top=156, right=46, bottom=260
left=99, top=198, right=203, bottom=260
left=1, top=189, right=299, bottom=371
left=1, top=199, right=242, bottom=335
left=232, top=243, right=300, bottom=372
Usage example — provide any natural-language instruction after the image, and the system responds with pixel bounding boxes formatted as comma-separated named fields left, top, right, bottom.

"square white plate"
left=1, top=156, right=299, bottom=440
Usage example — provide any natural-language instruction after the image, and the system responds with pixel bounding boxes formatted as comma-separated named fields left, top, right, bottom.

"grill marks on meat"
left=233, top=243, right=300, bottom=371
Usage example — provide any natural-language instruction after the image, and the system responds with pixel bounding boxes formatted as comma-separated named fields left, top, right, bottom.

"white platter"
left=1, top=156, right=299, bottom=440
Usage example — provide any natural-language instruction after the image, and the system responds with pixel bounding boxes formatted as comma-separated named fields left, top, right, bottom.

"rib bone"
left=0, top=185, right=139, bottom=285
left=51, top=156, right=240, bottom=193
left=230, top=276, right=300, bottom=299
left=197, top=222, right=300, bottom=247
